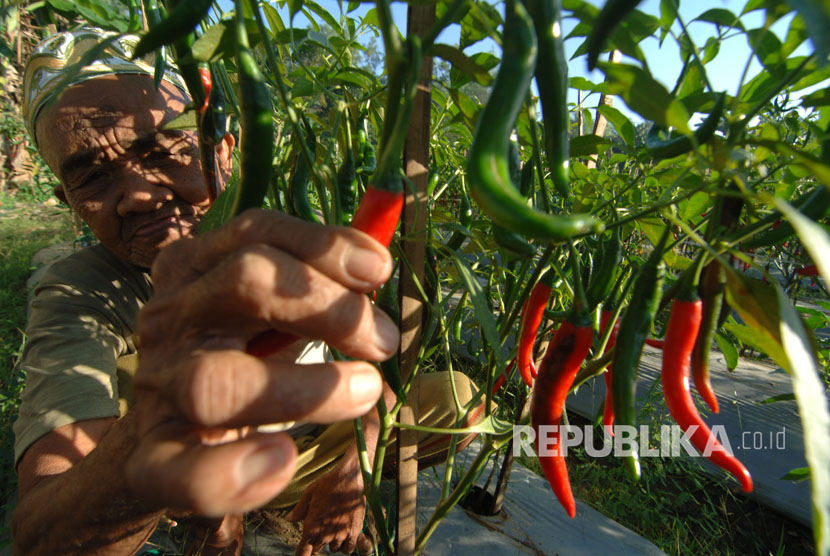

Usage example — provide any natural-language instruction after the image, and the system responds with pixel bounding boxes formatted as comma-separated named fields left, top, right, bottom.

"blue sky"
left=218, top=0, right=820, bottom=123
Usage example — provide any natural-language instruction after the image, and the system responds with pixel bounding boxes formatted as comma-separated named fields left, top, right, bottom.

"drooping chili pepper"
left=376, top=276, right=405, bottom=401
left=690, top=259, right=725, bottom=414
left=140, top=0, right=168, bottom=90
left=494, top=224, right=538, bottom=259
left=599, top=308, right=619, bottom=435
left=517, top=279, right=554, bottom=387
left=246, top=36, right=422, bottom=357
left=351, top=36, right=423, bottom=246
left=531, top=247, right=593, bottom=518
left=662, top=288, right=753, bottom=493
left=611, top=229, right=669, bottom=480
left=337, top=142, right=358, bottom=224
left=198, top=66, right=211, bottom=115
left=585, top=227, right=622, bottom=311
left=492, top=357, right=517, bottom=396
left=228, top=0, right=273, bottom=217
left=289, top=119, right=320, bottom=224
left=585, top=0, right=644, bottom=70
left=519, top=160, right=535, bottom=198
left=466, top=0, right=601, bottom=242
left=523, top=0, right=570, bottom=197
left=200, top=64, right=228, bottom=146
left=646, top=93, right=726, bottom=160
left=447, top=183, right=473, bottom=251
left=134, top=0, right=215, bottom=58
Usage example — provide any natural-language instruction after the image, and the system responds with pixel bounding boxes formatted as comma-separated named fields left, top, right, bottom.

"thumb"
left=286, top=494, right=309, bottom=523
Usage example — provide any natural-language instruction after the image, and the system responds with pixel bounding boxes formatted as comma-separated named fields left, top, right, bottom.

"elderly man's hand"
left=125, top=209, right=397, bottom=517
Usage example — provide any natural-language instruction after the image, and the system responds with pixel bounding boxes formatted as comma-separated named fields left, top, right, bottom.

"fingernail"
left=345, top=246, right=388, bottom=285
left=372, top=310, right=400, bottom=356
left=350, top=365, right=383, bottom=407
left=239, top=444, right=288, bottom=486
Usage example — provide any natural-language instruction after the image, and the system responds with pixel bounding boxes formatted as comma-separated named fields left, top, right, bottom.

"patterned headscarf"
left=22, top=27, right=188, bottom=144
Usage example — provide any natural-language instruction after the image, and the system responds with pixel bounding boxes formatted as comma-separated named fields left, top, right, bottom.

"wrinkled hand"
left=125, top=210, right=398, bottom=517
left=287, top=457, right=368, bottom=556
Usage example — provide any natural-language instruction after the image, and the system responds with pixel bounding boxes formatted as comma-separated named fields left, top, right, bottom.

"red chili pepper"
left=517, top=282, right=553, bottom=386
left=531, top=318, right=594, bottom=518
left=599, top=309, right=619, bottom=435
left=350, top=188, right=405, bottom=248
left=198, top=66, right=211, bottom=115
left=644, top=338, right=664, bottom=349
left=795, top=264, right=819, bottom=276
left=662, top=298, right=753, bottom=493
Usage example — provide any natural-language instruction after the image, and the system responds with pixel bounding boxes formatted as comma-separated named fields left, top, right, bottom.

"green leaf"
left=715, top=332, right=739, bottom=371
left=396, top=412, right=513, bottom=436
left=659, top=0, right=678, bottom=42
left=432, top=44, right=495, bottom=88
left=782, top=12, right=809, bottom=57
left=781, top=467, right=811, bottom=483
left=760, top=392, right=796, bottom=404
left=191, top=21, right=232, bottom=62
left=161, top=108, right=197, bottom=130
left=569, top=76, right=607, bottom=94
left=785, top=0, right=830, bottom=66
left=747, top=28, right=784, bottom=67
left=199, top=179, right=238, bottom=234
left=772, top=195, right=830, bottom=289
left=750, top=139, right=830, bottom=189
left=460, top=1, right=500, bottom=50
left=682, top=191, right=711, bottom=221
left=694, top=8, right=745, bottom=31
left=598, top=62, right=691, bottom=133
left=598, top=105, right=635, bottom=146
left=290, top=75, right=315, bottom=98
left=724, top=321, right=787, bottom=367
left=802, top=88, right=830, bottom=108
left=775, top=283, right=830, bottom=556
left=702, top=36, right=721, bottom=64
left=288, top=0, right=304, bottom=23
left=570, top=134, right=610, bottom=157
left=450, top=254, right=505, bottom=379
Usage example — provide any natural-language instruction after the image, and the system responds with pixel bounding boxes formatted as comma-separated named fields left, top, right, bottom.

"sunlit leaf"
left=760, top=392, right=796, bottom=404
left=776, top=285, right=830, bottom=556
left=598, top=62, right=691, bottom=133
left=715, top=332, right=739, bottom=370
left=785, top=0, right=830, bottom=66
left=781, top=467, right=811, bottom=483
left=694, top=8, right=745, bottom=30
left=598, top=105, right=635, bottom=146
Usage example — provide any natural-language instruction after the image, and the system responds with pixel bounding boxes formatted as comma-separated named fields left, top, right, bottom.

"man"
left=11, top=29, right=480, bottom=556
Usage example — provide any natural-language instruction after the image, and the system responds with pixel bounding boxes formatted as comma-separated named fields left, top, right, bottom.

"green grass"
left=0, top=196, right=74, bottom=523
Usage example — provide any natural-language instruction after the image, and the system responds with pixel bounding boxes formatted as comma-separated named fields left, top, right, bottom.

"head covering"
left=22, top=27, right=188, bottom=144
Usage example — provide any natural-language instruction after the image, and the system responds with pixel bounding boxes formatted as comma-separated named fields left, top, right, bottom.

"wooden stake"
left=396, top=4, right=434, bottom=555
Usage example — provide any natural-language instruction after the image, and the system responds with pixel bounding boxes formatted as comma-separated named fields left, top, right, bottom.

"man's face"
left=36, top=74, right=232, bottom=268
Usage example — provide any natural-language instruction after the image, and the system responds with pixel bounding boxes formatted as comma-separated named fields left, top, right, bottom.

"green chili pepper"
left=128, top=0, right=142, bottom=32
left=611, top=229, right=669, bottom=480
left=229, top=0, right=274, bottom=217
left=520, top=160, right=535, bottom=199
left=337, top=142, right=358, bottom=224
left=357, top=133, right=377, bottom=175
left=586, top=0, right=644, bottom=71
left=494, top=224, right=538, bottom=259
left=141, top=0, right=168, bottom=91
left=134, top=0, right=215, bottom=58
left=646, top=93, right=725, bottom=160
left=585, top=227, right=622, bottom=311
left=447, top=187, right=473, bottom=251
left=377, top=277, right=405, bottom=402
left=692, top=259, right=724, bottom=414
left=200, top=65, right=228, bottom=146
left=467, top=0, right=601, bottom=241
left=289, top=120, right=320, bottom=224
left=523, top=0, right=570, bottom=197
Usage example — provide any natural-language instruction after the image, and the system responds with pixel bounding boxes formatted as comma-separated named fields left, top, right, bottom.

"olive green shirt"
left=13, top=243, right=324, bottom=466
left=13, top=243, right=151, bottom=465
